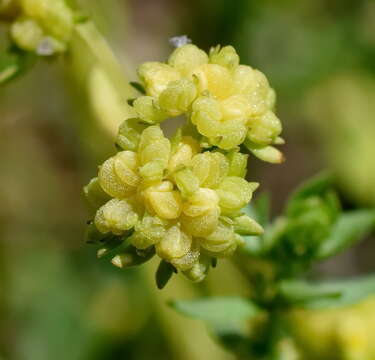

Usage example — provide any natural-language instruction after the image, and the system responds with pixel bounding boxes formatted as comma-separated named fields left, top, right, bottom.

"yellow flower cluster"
left=86, top=124, right=263, bottom=282
left=133, top=44, right=283, bottom=162
left=1, top=0, right=74, bottom=54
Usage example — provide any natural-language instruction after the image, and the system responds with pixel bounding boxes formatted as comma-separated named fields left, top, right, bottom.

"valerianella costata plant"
left=84, top=42, right=284, bottom=288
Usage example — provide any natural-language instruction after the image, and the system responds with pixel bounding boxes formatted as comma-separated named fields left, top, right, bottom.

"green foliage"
left=0, top=47, right=35, bottom=85
left=171, top=296, right=259, bottom=325
left=172, top=173, right=375, bottom=358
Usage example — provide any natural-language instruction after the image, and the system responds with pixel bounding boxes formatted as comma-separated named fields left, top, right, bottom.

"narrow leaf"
left=279, top=280, right=342, bottom=306
left=316, top=209, right=375, bottom=259
left=170, top=297, right=259, bottom=324
left=284, top=275, right=375, bottom=309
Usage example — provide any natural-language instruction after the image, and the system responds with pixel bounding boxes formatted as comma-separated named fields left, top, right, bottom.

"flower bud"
left=138, top=125, right=171, bottom=181
left=99, top=151, right=139, bottom=199
left=183, top=258, right=209, bottom=282
left=173, top=168, right=200, bottom=198
left=246, top=144, right=285, bottom=164
left=171, top=242, right=200, bottom=271
left=193, top=63, right=233, bottom=99
left=155, top=225, right=192, bottom=261
left=168, top=135, right=200, bottom=173
left=133, top=96, right=167, bottom=124
left=191, top=96, right=222, bottom=138
left=233, top=214, right=264, bottom=235
left=226, top=151, right=248, bottom=177
left=181, top=206, right=220, bottom=237
left=182, top=188, right=219, bottom=217
left=159, top=79, right=197, bottom=116
left=198, top=221, right=237, bottom=256
left=138, top=62, right=180, bottom=97
left=84, top=177, right=111, bottom=209
left=116, top=118, right=148, bottom=152
left=211, top=119, right=248, bottom=150
left=95, top=199, right=139, bottom=235
left=247, top=111, right=282, bottom=145
left=143, top=181, right=182, bottom=220
left=20, top=0, right=74, bottom=42
left=112, top=246, right=155, bottom=268
left=216, top=177, right=258, bottom=215
left=129, top=213, right=166, bottom=249
left=191, top=152, right=229, bottom=188
left=220, top=94, right=252, bottom=122
left=10, top=17, right=43, bottom=51
left=209, top=45, right=239, bottom=70
left=168, top=44, right=208, bottom=77
left=232, top=65, right=269, bottom=98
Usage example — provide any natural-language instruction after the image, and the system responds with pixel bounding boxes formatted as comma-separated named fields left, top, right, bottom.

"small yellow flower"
left=133, top=43, right=283, bottom=159
left=85, top=124, right=262, bottom=281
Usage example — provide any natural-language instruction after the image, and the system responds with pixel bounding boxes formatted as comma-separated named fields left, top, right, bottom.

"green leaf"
left=316, top=209, right=375, bottom=260
left=283, top=275, right=375, bottom=309
left=0, top=48, right=35, bottom=85
left=155, top=260, right=175, bottom=289
left=170, top=296, right=260, bottom=325
left=286, top=172, right=333, bottom=216
left=279, top=280, right=342, bottom=306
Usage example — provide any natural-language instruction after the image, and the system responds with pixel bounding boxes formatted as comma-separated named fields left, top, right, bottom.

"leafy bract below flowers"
left=85, top=42, right=284, bottom=286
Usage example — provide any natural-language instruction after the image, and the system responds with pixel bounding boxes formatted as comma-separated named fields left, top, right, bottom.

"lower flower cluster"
left=85, top=124, right=263, bottom=282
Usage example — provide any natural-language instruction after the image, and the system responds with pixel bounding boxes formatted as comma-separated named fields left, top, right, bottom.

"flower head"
left=86, top=124, right=263, bottom=282
left=133, top=44, right=283, bottom=160
left=85, top=42, right=284, bottom=286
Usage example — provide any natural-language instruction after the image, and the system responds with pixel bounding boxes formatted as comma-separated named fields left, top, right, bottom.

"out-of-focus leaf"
left=0, top=48, right=35, bottom=85
left=286, top=172, right=333, bottom=216
left=279, top=280, right=342, bottom=306
left=281, top=275, right=375, bottom=309
left=171, top=297, right=261, bottom=356
left=170, top=297, right=259, bottom=325
left=155, top=260, right=175, bottom=289
left=316, top=210, right=375, bottom=260
left=286, top=173, right=332, bottom=214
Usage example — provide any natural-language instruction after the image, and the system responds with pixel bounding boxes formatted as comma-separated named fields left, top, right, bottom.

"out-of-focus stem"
left=68, top=20, right=137, bottom=137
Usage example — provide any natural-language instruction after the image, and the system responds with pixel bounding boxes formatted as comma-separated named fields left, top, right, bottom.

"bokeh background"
left=1, top=0, right=375, bottom=359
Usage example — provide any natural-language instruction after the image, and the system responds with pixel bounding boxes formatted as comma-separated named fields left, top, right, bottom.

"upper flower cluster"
left=0, top=0, right=74, bottom=55
left=133, top=44, right=283, bottom=162
left=86, top=124, right=262, bottom=282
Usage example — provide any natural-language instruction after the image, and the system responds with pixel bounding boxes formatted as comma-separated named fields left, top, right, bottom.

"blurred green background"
left=1, top=0, right=375, bottom=359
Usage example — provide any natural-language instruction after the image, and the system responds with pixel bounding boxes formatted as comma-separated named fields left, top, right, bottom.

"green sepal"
left=129, top=81, right=146, bottom=94
left=111, top=245, right=155, bottom=268
left=155, top=260, right=176, bottom=289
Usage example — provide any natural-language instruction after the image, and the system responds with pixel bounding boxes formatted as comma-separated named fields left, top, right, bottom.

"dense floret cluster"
left=85, top=42, right=284, bottom=284
left=133, top=44, right=284, bottom=162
